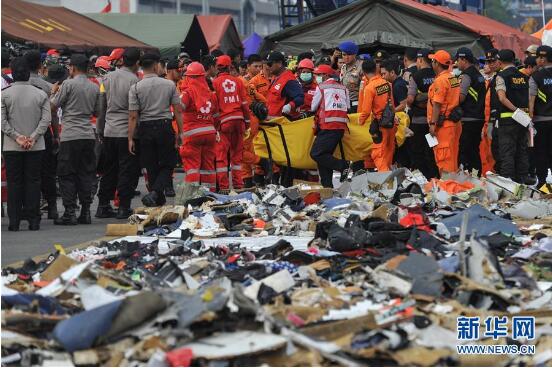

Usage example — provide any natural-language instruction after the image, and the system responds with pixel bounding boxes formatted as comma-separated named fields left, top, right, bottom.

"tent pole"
left=177, top=0, right=180, bottom=14
left=542, top=0, right=546, bottom=29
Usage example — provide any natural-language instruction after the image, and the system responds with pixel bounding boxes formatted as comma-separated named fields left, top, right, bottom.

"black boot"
left=165, top=184, right=176, bottom=198
left=54, top=210, right=78, bottom=225
left=116, top=207, right=133, bottom=220
left=47, top=199, right=59, bottom=220
left=141, top=191, right=159, bottom=207
left=28, top=218, right=40, bottom=231
left=8, top=220, right=20, bottom=231
left=95, top=204, right=116, bottom=218
left=78, top=204, right=92, bottom=224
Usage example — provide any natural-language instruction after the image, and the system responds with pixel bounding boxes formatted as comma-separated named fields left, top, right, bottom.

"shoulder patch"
left=375, top=83, right=391, bottom=96
left=449, top=76, right=460, bottom=88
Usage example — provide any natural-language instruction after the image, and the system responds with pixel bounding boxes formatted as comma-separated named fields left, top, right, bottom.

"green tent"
left=86, top=13, right=209, bottom=60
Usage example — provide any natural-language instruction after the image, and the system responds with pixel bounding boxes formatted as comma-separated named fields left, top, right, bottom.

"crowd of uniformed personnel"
left=1, top=41, right=551, bottom=231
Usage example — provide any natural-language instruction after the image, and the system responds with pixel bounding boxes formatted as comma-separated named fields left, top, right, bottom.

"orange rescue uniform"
left=427, top=70, right=461, bottom=174
left=479, top=79, right=495, bottom=176
left=241, top=72, right=270, bottom=181
left=359, top=75, right=396, bottom=171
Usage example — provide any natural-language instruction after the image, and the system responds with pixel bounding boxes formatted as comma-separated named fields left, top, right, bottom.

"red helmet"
left=216, top=55, right=232, bottom=67
left=47, top=49, right=59, bottom=57
left=108, top=48, right=124, bottom=61
left=314, top=64, right=335, bottom=75
left=185, top=62, right=206, bottom=76
left=297, top=58, right=315, bottom=70
left=95, top=56, right=111, bottom=69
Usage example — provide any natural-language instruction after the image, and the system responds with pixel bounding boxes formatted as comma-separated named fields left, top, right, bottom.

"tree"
left=484, top=0, right=514, bottom=26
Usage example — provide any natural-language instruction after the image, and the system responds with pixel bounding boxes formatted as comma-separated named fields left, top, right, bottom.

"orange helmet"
left=108, top=48, right=124, bottom=61
left=297, top=58, right=315, bottom=70
left=95, top=56, right=111, bottom=69
left=185, top=62, right=206, bottom=76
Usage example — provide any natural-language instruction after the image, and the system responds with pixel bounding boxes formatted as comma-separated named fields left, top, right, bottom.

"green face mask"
left=300, top=72, right=312, bottom=83
left=315, top=75, right=324, bottom=84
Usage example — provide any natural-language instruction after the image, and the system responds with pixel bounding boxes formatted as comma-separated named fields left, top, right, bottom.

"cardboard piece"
left=105, top=224, right=138, bottom=236
left=41, top=255, right=77, bottom=282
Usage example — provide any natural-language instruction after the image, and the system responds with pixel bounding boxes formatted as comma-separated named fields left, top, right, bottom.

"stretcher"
left=253, top=112, right=410, bottom=170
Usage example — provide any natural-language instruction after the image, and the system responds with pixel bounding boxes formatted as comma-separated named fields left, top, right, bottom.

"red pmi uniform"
left=289, top=82, right=317, bottom=120
left=266, top=69, right=297, bottom=120
left=315, top=79, right=349, bottom=130
left=213, top=71, right=251, bottom=190
left=180, top=75, right=218, bottom=192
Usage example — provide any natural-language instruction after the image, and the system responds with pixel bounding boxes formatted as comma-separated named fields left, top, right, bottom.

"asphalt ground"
left=1, top=175, right=181, bottom=266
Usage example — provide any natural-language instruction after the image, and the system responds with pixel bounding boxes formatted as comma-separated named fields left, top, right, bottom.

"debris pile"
left=2, top=170, right=552, bottom=366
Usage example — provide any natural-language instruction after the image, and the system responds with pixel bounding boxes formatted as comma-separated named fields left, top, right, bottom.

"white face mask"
left=453, top=68, right=461, bottom=77
left=315, top=75, right=324, bottom=84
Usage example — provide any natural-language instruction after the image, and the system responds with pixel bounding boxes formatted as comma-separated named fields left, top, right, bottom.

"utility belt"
left=436, top=106, right=463, bottom=127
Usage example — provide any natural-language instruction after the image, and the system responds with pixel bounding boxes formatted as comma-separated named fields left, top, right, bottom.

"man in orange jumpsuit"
left=359, top=59, right=396, bottom=172
left=180, top=62, right=218, bottom=191
left=213, top=55, right=251, bottom=190
left=427, top=50, right=461, bottom=175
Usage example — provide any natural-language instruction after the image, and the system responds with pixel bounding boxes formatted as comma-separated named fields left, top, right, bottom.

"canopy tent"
left=197, top=15, right=242, bottom=53
left=262, top=0, right=539, bottom=58
left=86, top=14, right=208, bottom=60
left=533, top=19, right=552, bottom=46
left=1, top=0, right=151, bottom=53
left=243, top=32, right=264, bottom=57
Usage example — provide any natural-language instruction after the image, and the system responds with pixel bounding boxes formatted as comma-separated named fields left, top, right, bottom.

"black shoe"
left=28, top=220, right=40, bottom=231
left=47, top=200, right=59, bottom=220
left=116, top=207, right=133, bottom=220
left=78, top=207, right=92, bottom=224
left=340, top=161, right=353, bottom=182
left=165, top=186, right=176, bottom=197
left=54, top=212, right=78, bottom=226
left=522, top=175, right=537, bottom=186
left=142, top=192, right=159, bottom=207
left=95, top=205, right=116, bottom=218
left=8, top=223, right=19, bottom=231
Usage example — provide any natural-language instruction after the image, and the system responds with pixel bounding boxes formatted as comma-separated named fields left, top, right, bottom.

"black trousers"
left=491, top=119, right=500, bottom=173
left=4, top=150, right=43, bottom=225
left=533, top=121, right=552, bottom=186
left=409, top=123, right=439, bottom=179
left=497, top=120, right=529, bottom=181
left=310, top=129, right=347, bottom=188
left=97, top=137, right=140, bottom=208
left=138, top=120, right=176, bottom=195
left=57, top=139, right=96, bottom=213
left=41, top=129, right=58, bottom=202
left=459, top=119, right=484, bottom=174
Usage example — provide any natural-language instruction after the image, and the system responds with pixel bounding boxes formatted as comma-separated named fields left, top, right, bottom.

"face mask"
left=453, top=68, right=461, bottom=77
left=300, top=72, right=312, bottom=83
left=315, top=75, right=324, bottom=84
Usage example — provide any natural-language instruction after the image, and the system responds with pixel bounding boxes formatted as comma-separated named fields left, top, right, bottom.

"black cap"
left=484, top=48, right=499, bottom=61
left=69, top=53, right=88, bottom=66
left=374, top=50, right=389, bottom=61
left=536, top=45, right=552, bottom=59
left=455, top=47, right=474, bottom=61
left=45, top=64, right=68, bottom=84
left=266, top=51, right=285, bottom=64
left=497, top=49, right=515, bottom=63
left=417, top=48, right=431, bottom=58
left=166, top=59, right=179, bottom=70
left=141, top=52, right=161, bottom=62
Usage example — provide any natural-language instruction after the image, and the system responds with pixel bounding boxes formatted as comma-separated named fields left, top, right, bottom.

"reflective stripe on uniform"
left=325, top=117, right=349, bottom=123
left=267, top=115, right=279, bottom=120
left=199, top=170, right=216, bottom=175
left=500, top=112, right=514, bottom=118
left=186, top=168, right=200, bottom=174
left=183, top=126, right=216, bottom=137
left=220, top=115, right=244, bottom=124
left=468, top=87, right=478, bottom=102
left=231, top=165, right=242, bottom=170
left=537, top=89, right=547, bottom=103
left=216, top=167, right=228, bottom=173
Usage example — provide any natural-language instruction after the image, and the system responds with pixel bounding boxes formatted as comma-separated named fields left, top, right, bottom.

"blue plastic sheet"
left=441, top=204, right=521, bottom=238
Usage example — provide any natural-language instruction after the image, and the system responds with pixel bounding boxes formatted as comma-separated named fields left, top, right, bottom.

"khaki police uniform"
left=340, top=59, right=363, bottom=112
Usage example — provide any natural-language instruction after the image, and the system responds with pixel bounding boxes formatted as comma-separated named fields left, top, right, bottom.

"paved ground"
left=1, top=175, right=181, bottom=266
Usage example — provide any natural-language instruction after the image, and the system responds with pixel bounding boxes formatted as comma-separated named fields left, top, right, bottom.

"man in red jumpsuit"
left=179, top=62, right=219, bottom=191
left=266, top=52, right=304, bottom=120
left=213, top=55, right=251, bottom=190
